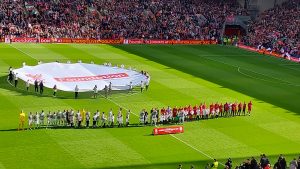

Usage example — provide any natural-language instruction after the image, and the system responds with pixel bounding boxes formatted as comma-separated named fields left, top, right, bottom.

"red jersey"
left=210, top=104, right=214, bottom=113
left=224, top=103, right=228, bottom=111
left=161, top=108, right=165, bottom=115
left=232, top=103, right=236, bottom=111
left=219, top=104, right=223, bottom=112
left=238, top=103, right=242, bottom=111
left=248, top=102, right=252, bottom=111
left=214, top=104, right=219, bottom=110
left=193, top=106, right=197, bottom=114
left=172, top=108, right=178, bottom=117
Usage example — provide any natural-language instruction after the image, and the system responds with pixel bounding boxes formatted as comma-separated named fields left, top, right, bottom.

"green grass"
left=0, top=44, right=299, bottom=169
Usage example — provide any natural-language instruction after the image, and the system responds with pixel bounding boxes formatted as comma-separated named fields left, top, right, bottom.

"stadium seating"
left=0, top=0, right=242, bottom=40
left=243, top=0, right=300, bottom=58
left=0, top=0, right=298, bottom=57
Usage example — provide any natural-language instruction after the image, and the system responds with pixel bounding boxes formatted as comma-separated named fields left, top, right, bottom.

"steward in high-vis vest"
left=211, top=159, right=219, bottom=169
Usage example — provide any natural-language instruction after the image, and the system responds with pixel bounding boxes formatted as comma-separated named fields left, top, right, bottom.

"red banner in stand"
left=56, top=38, right=72, bottom=43
left=153, top=126, right=184, bottom=135
left=125, top=39, right=217, bottom=45
left=125, top=39, right=144, bottom=44
left=39, top=38, right=52, bottom=43
left=12, top=37, right=37, bottom=43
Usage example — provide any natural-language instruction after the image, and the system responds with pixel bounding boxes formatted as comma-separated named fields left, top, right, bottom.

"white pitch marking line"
left=198, top=54, right=300, bottom=87
left=101, top=94, right=224, bottom=166
left=9, top=44, right=38, bottom=61
left=170, top=134, right=225, bottom=166
left=237, top=67, right=300, bottom=87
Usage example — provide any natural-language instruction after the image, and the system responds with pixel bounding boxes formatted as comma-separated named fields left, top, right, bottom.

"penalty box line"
left=101, top=93, right=225, bottom=166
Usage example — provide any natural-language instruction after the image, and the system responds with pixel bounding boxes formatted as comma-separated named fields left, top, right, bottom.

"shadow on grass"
left=111, top=45, right=300, bottom=115
left=0, top=123, right=148, bottom=132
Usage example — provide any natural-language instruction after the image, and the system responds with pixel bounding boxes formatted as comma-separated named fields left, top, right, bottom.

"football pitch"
left=0, top=44, right=299, bottom=169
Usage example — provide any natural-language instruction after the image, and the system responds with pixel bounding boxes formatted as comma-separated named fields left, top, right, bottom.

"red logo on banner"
left=153, top=126, right=184, bottom=135
left=25, top=74, right=43, bottom=81
left=54, top=73, right=129, bottom=82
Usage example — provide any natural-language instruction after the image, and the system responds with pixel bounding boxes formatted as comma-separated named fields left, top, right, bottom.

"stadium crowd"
left=177, top=154, right=300, bottom=169
left=18, top=101, right=252, bottom=130
left=243, top=0, right=300, bottom=58
left=0, top=0, right=243, bottom=40
left=223, top=154, right=300, bottom=169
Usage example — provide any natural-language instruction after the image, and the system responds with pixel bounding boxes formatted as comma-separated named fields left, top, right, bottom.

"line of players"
left=139, top=101, right=253, bottom=125
left=19, top=101, right=252, bottom=130
left=24, top=108, right=131, bottom=130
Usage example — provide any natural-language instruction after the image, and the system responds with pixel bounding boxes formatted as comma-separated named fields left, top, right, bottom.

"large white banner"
left=13, top=62, right=149, bottom=92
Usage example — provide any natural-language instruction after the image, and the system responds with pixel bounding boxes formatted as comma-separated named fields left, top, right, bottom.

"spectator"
left=0, top=0, right=245, bottom=41
left=243, top=0, right=300, bottom=58
left=290, top=158, right=298, bottom=169
left=226, top=158, right=233, bottom=169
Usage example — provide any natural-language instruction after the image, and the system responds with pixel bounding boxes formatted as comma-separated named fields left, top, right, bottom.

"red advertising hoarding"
left=39, top=38, right=52, bottom=43
left=125, top=39, right=144, bottom=44
left=125, top=39, right=217, bottom=45
left=238, top=44, right=300, bottom=63
left=12, top=38, right=37, bottom=43
left=153, top=126, right=184, bottom=135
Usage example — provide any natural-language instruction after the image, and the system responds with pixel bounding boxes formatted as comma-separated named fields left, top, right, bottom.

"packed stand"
left=0, top=0, right=244, bottom=40
left=243, top=0, right=300, bottom=58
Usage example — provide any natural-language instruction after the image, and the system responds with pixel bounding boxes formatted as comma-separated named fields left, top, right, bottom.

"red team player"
left=193, top=105, right=198, bottom=120
left=247, top=101, right=252, bottom=116
left=219, top=103, right=223, bottom=117
left=214, top=103, right=219, bottom=118
left=231, top=103, right=236, bottom=116
left=172, top=106, right=178, bottom=120
left=160, top=107, right=166, bottom=123
left=209, top=103, right=214, bottom=118
left=242, top=102, right=247, bottom=115
left=238, top=102, right=242, bottom=116
left=225, top=102, right=230, bottom=116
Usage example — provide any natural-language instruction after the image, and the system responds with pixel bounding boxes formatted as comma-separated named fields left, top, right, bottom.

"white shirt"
left=146, top=76, right=150, bottom=85
left=141, top=82, right=144, bottom=88
left=93, top=86, right=98, bottom=93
